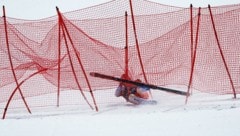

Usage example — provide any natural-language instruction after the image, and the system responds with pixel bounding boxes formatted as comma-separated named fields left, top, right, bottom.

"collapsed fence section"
left=0, top=0, right=240, bottom=118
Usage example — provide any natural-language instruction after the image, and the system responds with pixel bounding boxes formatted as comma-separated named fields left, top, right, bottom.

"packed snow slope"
left=1, top=89, right=240, bottom=136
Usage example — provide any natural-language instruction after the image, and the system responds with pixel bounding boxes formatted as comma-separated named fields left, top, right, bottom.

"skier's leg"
left=128, top=94, right=157, bottom=105
left=128, top=94, right=145, bottom=105
left=115, top=86, right=123, bottom=97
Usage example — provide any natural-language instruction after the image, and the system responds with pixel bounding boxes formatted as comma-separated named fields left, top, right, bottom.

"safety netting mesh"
left=1, top=0, right=240, bottom=118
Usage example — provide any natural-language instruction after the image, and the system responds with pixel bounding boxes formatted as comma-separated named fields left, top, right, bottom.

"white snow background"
left=1, top=0, right=240, bottom=136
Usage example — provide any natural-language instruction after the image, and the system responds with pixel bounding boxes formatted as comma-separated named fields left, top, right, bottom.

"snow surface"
left=1, top=89, right=240, bottom=136
left=1, top=0, right=240, bottom=136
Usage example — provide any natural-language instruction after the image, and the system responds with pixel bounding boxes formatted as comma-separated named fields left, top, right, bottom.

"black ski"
left=90, top=72, right=188, bottom=96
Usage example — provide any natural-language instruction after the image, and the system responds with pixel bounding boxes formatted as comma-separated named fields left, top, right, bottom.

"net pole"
left=61, top=16, right=98, bottom=112
left=56, top=7, right=93, bottom=110
left=56, top=7, right=97, bottom=111
left=2, top=69, right=47, bottom=119
left=129, top=0, right=148, bottom=82
left=57, top=15, right=62, bottom=107
left=60, top=20, right=94, bottom=110
left=208, top=5, right=236, bottom=98
left=185, top=7, right=201, bottom=104
left=190, top=4, right=194, bottom=65
left=2, top=6, right=31, bottom=119
left=125, top=11, right=129, bottom=76
left=189, top=4, right=194, bottom=95
left=129, top=0, right=152, bottom=97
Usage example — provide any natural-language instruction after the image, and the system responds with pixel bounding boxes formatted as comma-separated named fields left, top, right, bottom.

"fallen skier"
left=115, top=74, right=157, bottom=105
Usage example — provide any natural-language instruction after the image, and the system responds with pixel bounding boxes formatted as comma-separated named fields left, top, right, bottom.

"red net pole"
left=185, top=7, right=201, bottom=103
left=190, top=4, right=194, bottom=65
left=57, top=16, right=61, bottom=107
left=208, top=5, right=236, bottom=98
left=2, top=6, right=31, bottom=119
left=64, top=24, right=99, bottom=111
left=187, top=4, right=194, bottom=96
left=129, top=0, right=152, bottom=98
left=57, top=8, right=93, bottom=110
left=61, top=17, right=98, bottom=111
left=129, top=0, right=150, bottom=89
left=2, top=69, right=47, bottom=119
left=125, top=11, right=129, bottom=76
left=57, top=7, right=98, bottom=111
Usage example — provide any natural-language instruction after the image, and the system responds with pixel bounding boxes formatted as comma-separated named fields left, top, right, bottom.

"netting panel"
left=0, top=0, right=240, bottom=114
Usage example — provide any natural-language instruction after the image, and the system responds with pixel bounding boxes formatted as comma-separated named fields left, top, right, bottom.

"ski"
left=90, top=72, right=188, bottom=96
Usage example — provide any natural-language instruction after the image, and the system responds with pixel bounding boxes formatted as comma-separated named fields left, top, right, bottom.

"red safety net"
left=1, top=0, right=240, bottom=118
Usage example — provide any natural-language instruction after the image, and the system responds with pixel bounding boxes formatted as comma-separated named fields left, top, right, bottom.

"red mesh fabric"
left=1, top=0, right=240, bottom=116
